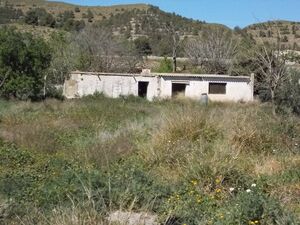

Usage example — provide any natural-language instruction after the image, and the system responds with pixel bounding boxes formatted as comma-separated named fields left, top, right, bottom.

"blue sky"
left=52, top=0, right=300, bottom=28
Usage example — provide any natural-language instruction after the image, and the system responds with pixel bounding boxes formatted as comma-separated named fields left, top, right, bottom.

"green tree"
left=56, top=10, right=81, bottom=31
left=134, top=37, right=152, bottom=56
left=25, top=8, right=56, bottom=27
left=0, top=28, right=51, bottom=100
left=45, top=32, right=74, bottom=98
left=275, top=69, right=300, bottom=115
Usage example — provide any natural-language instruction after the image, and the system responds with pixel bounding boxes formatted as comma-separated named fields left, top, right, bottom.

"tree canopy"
left=0, top=27, right=52, bottom=100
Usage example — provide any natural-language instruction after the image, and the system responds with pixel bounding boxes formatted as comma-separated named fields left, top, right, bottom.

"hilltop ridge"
left=1, top=1, right=300, bottom=50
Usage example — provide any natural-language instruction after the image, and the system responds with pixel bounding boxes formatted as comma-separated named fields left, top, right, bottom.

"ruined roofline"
left=71, top=70, right=251, bottom=80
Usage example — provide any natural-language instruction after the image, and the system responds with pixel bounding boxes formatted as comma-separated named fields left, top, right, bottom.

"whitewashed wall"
left=64, top=72, right=254, bottom=102
left=66, top=73, right=159, bottom=101
left=159, top=76, right=253, bottom=102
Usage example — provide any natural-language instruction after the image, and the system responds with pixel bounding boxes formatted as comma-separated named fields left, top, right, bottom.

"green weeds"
left=0, top=96, right=299, bottom=224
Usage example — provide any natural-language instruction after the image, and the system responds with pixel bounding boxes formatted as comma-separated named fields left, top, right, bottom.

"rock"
left=107, top=210, right=158, bottom=225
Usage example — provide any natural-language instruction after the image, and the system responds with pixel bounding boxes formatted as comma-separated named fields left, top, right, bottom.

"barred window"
left=209, top=83, right=227, bottom=94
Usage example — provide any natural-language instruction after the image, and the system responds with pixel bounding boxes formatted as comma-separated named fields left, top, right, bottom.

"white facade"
left=64, top=71, right=254, bottom=102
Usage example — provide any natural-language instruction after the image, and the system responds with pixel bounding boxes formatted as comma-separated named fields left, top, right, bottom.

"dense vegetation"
left=0, top=96, right=299, bottom=224
left=0, top=27, right=51, bottom=100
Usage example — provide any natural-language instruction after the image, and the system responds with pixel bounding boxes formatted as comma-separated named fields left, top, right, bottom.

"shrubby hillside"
left=244, top=20, right=300, bottom=50
left=1, top=0, right=300, bottom=51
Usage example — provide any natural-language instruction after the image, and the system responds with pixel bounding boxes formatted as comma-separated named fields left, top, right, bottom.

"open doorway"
left=172, top=83, right=186, bottom=97
left=138, top=81, right=149, bottom=98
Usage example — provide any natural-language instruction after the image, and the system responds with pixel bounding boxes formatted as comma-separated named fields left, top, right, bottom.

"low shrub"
left=155, top=57, right=173, bottom=73
left=214, top=187, right=298, bottom=225
left=275, top=69, right=300, bottom=116
left=148, top=107, right=222, bottom=168
left=108, top=157, right=172, bottom=212
left=162, top=181, right=298, bottom=225
left=0, top=143, right=106, bottom=209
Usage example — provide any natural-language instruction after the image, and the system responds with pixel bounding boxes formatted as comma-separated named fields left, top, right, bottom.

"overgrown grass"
left=0, top=96, right=299, bottom=224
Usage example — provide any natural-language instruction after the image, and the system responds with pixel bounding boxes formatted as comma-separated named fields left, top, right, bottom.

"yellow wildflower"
left=254, top=221, right=259, bottom=224
left=215, top=178, right=221, bottom=184
left=191, top=179, right=198, bottom=186
left=216, top=188, right=222, bottom=193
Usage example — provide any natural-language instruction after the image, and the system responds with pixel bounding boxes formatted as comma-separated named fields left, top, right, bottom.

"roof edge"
left=70, top=71, right=251, bottom=79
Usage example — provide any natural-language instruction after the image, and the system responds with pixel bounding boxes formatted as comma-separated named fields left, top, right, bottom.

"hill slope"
left=3, top=0, right=150, bottom=23
left=0, top=0, right=229, bottom=56
left=0, top=0, right=223, bottom=36
left=244, top=20, right=300, bottom=50
left=2, top=0, right=300, bottom=51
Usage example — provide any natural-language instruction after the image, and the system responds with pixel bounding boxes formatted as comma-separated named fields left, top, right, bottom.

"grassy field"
left=0, top=95, right=299, bottom=224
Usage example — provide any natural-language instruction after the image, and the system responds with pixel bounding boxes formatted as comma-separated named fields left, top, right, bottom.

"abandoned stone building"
left=63, top=70, right=254, bottom=102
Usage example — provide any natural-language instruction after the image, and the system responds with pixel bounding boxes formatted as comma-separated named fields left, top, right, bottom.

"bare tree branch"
left=164, top=21, right=180, bottom=72
left=73, top=25, right=141, bottom=73
left=0, top=69, right=10, bottom=88
left=185, top=27, right=238, bottom=74
left=253, top=22, right=288, bottom=116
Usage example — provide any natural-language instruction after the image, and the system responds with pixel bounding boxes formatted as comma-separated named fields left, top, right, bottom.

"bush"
left=155, top=57, right=173, bottom=73
left=108, top=158, right=172, bottom=212
left=25, top=8, right=56, bottom=27
left=0, top=27, right=52, bottom=100
left=275, top=69, right=300, bottom=116
left=216, top=187, right=298, bottom=225
left=74, top=7, right=80, bottom=13
left=134, top=37, right=152, bottom=56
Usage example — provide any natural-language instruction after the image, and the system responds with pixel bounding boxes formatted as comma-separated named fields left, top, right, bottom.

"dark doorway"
left=138, top=81, right=149, bottom=98
left=172, top=83, right=186, bottom=97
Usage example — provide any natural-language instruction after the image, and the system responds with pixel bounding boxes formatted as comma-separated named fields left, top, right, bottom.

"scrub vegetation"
left=0, top=1, right=300, bottom=224
left=0, top=95, right=299, bottom=225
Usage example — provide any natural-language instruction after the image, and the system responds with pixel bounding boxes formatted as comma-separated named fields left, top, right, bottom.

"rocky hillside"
left=2, top=0, right=149, bottom=23
left=0, top=0, right=230, bottom=56
left=1, top=1, right=300, bottom=51
left=244, top=20, right=300, bottom=50
left=0, top=0, right=224, bottom=36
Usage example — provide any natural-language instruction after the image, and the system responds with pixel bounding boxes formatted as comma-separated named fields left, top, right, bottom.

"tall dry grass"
left=0, top=97, right=299, bottom=224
